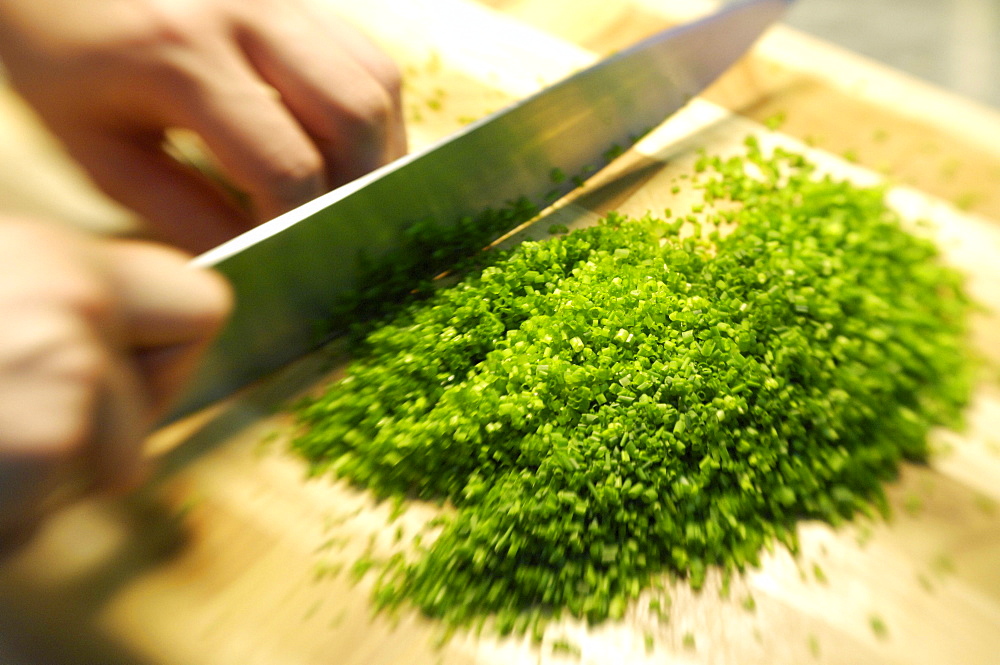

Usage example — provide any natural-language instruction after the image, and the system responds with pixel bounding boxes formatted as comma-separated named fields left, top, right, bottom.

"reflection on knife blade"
left=167, top=0, right=792, bottom=422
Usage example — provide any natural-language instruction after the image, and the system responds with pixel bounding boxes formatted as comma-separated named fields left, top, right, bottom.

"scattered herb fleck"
left=869, top=614, right=889, bottom=640
left=903, top=492, right=923, bottom=516
left=349, top=555, right=376, bottom=585
left=603, top=144, right=625, bottom=162
left=954, top=191, right=982, bottom=211
left=974, top=493, right=997, bottom=515
left=940, top=158, right=960, bottom=181
left=764, top=111, right=787, bottom=131
left=313, top=561, right=343, bottom=582
left=551, top=638, right=581, bottom=657
left=932, top=553, right=956, bottom=576
left=808, top=633, right=821, bottom=658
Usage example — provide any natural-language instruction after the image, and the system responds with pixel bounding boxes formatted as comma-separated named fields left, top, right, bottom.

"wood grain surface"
left=1, top=1, right=999, bottom=664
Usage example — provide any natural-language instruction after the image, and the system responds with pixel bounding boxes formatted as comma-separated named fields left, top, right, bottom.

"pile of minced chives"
left=291, top=137, right=973, bottom=635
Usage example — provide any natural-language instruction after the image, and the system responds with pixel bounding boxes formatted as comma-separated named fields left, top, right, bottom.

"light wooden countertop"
left=1, top=2, right=998, bottom=663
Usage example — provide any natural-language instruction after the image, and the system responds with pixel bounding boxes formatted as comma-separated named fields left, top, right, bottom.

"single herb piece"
left=291, top=139, right=974, bottom=638
left=903, top=492, right=923, bottom=516
left=955, top=191, right=983, bottom=211
left=808, top=634, right=821, bottom=658
left=313, top=561, right=345, bottom=581
left=603, top=144, right=626, bottom=162
left=551, top=638, right=581, bottom=657
left=974, top=493, right=997, bottom=515
left=932, top=553, right=956, bottom=576
left=764, top=111, right=787, bottom=131
left=869, top=614, right=889, bottom=640
left=349, top=555, right=376, bottom=585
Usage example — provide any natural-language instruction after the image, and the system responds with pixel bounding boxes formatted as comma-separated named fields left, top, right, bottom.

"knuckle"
left=351, top=85, right=396, bottom=128
left=49, top=276, right=115, bottom=329
left=0, top=320, right=106, bottom=457
left=47, top=334, right=108, bottom=402
left=130, top=1, right=212, bottom=48
left=327, top=83, right=396, bottom=146
left=371, top=57, right=404, bottom=99
left=0, top=223, right=114, bottom=324
left=259, top=144, right=325, bottom=202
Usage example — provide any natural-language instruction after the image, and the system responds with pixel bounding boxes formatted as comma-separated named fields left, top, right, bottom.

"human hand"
left=0, top=0, right=406, bottom=253
left=0, top=217, right=231, bottom=548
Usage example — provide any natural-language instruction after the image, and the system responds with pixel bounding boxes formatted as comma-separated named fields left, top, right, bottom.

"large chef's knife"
left=168, top=0, right=792, bottom=421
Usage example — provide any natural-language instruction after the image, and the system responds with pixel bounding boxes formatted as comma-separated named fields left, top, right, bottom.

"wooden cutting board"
left=1, top=2, right=999, bottom=664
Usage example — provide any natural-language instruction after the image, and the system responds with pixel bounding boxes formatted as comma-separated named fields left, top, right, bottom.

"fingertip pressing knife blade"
left=167, top=0, right=793, bottom=422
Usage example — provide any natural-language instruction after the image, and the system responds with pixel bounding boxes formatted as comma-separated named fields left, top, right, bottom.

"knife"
left=168, top=0, right=792, bottom=422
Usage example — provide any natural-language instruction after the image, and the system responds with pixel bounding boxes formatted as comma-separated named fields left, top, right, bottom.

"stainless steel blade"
left=168, top=0, right=792, bottom=421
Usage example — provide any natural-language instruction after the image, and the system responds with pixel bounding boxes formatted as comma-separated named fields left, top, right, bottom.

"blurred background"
left=783, top=0, right=1000, bottom=109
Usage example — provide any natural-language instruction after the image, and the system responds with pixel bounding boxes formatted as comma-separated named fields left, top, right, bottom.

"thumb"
left=101, top=240, right=232, bottom=420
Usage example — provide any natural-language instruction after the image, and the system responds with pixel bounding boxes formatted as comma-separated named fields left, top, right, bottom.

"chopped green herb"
left=313, top=561, right=344, bottom=581
left=551, top=638, right=581, bottom=657
left=291, top=139, right=974, bottom=637
left=682, top=632, right=697, bottom=650
left=603, top=144, right=625, bottom=162
left=349, top=556, right=376, bottom=585
left=903, top=492, right=923, bottom=516
left=764, top=111, right=787, bottom=131
left=955, top=191, right=982, bottom=211
left=808, top=633, right=821, bottom=658
left=869, top=614, right=889, bottom=640
left=855, top=523, right=875, bottom=548
left=974, top=493, right=997, bottom=515
left=932, top=553, right=956, bottom=576
left=940, top=158, right=961, bottom=180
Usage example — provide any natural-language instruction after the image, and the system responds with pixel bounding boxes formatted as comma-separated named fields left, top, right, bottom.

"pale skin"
left=0, top=0, right=406, bottom=252
left=0, top=219, right=232, bottom=547
left=0, top=0, right=406, bottom=548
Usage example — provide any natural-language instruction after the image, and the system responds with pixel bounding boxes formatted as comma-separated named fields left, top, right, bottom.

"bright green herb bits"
left=291, top=139, right=973, bottom=636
